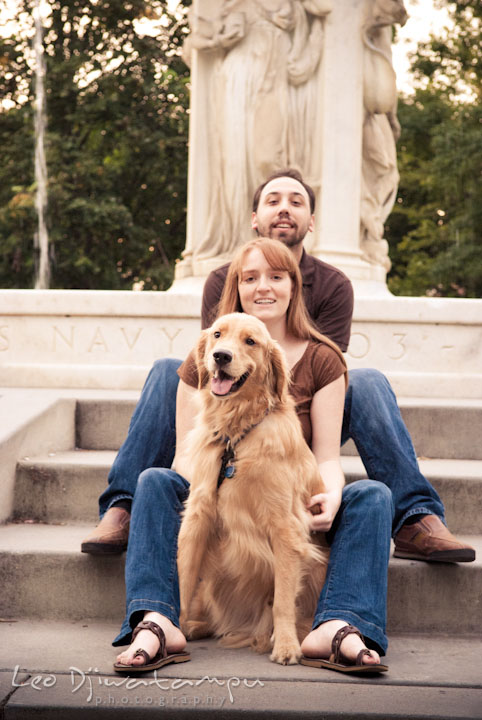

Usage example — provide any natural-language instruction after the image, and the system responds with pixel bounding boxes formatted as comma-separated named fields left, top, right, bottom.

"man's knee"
left=347, top=368, right=396, bottom=407
left=348, top=368, right=388, bottom=392
left=150, top=357, right=183, bottom=381
left=142, top=359, right=182, bottom=406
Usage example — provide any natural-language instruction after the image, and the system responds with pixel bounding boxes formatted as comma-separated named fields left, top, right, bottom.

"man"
left=81, top=169, right=475, bottom=564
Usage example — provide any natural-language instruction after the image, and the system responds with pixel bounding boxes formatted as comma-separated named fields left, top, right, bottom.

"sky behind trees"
left=393, top=0, right=452, bottom=93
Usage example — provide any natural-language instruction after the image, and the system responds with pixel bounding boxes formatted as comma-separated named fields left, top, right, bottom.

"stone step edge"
left=73, top=395, right=482, bottom=408
left=17, top=449, right=117, bottom=468
left=0, top=522, right=481, bottom=563
left=12, top=454, right=482, bottom=534
left=15, top=450, right=482, bottom=481
left=342, top=455, right=482, bottom=481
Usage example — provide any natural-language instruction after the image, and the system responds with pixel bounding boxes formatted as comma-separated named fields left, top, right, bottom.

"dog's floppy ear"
left=268, top=341, right=290, bottom=401
left=194, top=329, right=210, bottom=389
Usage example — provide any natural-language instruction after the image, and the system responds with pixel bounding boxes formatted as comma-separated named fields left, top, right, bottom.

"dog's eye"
left=245, top=337, right=256, bottom=346
left=213, top=331, right=221, bottom=339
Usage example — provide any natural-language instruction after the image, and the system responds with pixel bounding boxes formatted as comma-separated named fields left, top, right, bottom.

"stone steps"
left=74, top=397, right=482, bottom=459
left=1, top=391, right=481, bottom=720
left=11, top=450, right=482, bottom=533
left=2, top=393, right=481, bottom=646
left=1, top=621, right=482, bottom=720
left=1, top=621, right=481, bottom=720
left=1, top=522, right=481, bottom=635
left=0, top=523, right=125, bottom=624
left=13, top=450, right=116, bottom=524
left=342, top=456, right=482, bottom=534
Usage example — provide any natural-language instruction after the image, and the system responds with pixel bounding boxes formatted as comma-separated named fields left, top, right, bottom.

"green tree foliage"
left=2, top=1, right=480, bottom=297
left=386, top=0, right=482, bottom=297
left=0, top=0, right=190, bottom=289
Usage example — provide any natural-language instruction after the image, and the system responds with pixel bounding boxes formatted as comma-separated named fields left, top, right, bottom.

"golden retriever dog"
left=177, top=313, right=329, bottom=665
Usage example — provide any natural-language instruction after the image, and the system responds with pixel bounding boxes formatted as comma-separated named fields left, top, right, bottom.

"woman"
left=114, top=238, right=393, bottom=674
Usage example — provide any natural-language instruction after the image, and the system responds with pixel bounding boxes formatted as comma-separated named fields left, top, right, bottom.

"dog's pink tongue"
left=211, top=375, right=235, bottom=396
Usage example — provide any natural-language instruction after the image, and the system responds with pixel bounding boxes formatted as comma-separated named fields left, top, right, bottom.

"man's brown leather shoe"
left=394, top=515, right=475, bottom=563
left=81, top=507, right=130, bottom=555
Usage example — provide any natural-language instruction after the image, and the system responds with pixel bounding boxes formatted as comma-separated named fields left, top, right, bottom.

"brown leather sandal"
left=114, top=620, right=191, bottom=674
left=300, top=624, right=388, bottom=674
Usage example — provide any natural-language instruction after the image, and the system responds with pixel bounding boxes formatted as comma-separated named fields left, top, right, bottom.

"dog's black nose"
left=213, top=349, right=233, bottom=367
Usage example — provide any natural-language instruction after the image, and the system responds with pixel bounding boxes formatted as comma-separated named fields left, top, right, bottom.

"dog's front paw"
left=270, top=638, right=301, bottom=665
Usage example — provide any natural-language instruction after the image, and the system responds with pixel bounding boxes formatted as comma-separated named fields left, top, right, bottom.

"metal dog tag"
left=224, top=463, right=236, bottom=479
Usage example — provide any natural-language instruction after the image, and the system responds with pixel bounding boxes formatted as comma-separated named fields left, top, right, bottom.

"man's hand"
left=307, top=489, right=342, bottom=532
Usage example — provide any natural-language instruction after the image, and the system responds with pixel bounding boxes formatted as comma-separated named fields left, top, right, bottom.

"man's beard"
left=256, top=218, right=307, bottom=247
left=267, top=225, right=305, bottom=248
left=269, top=228, right=304, bottom=248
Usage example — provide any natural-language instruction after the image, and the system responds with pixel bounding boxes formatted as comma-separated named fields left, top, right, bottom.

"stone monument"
left=174, top=0, right=407, bottom=294
left=0, top=0, right=480, bottom=398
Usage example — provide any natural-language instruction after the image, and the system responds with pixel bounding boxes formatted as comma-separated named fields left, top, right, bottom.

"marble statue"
left=183, top=0, right=333, bottom=263
left=360, top=0, right=408, bottom=271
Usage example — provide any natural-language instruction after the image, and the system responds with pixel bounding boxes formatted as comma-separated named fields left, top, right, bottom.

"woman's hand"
left=307, top=488, right=342, bottom=532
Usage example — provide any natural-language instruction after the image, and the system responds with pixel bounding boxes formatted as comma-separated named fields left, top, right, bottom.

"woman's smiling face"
left=238, top=248, right=293, bottom=325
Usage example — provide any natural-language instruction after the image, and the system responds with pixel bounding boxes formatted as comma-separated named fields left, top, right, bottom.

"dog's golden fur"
left=177, top=313, right=329, bottom=665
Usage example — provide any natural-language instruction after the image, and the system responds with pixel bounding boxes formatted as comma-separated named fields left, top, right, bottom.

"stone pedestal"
left=1, top=290, right=480, bottom=399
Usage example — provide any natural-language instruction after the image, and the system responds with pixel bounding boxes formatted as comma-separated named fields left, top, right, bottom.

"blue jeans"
left=114, top=467, right=190, bottom=646
left=114, top=472, right=393, bottom=655
left=312, top=480, right=393, bottom=653
left=98, top=358, right=182, bottom=517
left=342, top=368, right=445, bottom=534
left=100, top=360, right=445, bottom=536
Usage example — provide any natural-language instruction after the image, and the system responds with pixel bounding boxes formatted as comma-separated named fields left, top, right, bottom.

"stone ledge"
left=0, top=290, right=480, bottom=396
left=1, top=289, right=479, bottom=321
left=1, top=524, right=481, bottom=631
left=353, top=295, right=482, bottom=324
left=0, top=289, right=202, bottom=317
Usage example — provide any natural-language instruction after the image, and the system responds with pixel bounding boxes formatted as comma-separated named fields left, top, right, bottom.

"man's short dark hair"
left=252, top=168, right=316, bottom=214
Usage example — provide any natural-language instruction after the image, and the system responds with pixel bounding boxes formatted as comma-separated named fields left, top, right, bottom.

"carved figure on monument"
left=360, top=0, right=408, bottom=272
left=183, top=0, right=332, bottom=264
